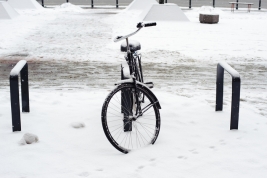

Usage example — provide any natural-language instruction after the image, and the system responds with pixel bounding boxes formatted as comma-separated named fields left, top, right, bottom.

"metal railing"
left=36, top=0, right=265, bottom=9
left=216, top=61, right=241, bottom=130
left=10, top=60, right=30, bottom=132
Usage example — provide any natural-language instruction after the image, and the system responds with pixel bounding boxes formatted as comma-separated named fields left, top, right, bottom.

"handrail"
left=38, top=0, right=263, bottom=10
left=10, top=60, right=30, bottom=132
left=216, top=61, right=241, bottom=130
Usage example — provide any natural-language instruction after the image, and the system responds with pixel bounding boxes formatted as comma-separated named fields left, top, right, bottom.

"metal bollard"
left=10, top=60, right=30, bottom=132
left=216, top=61, right=241, bottom=130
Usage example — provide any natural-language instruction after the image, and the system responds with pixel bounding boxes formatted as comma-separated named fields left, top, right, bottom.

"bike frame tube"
left=118, top=23, right=158, bottom=118
left=137, top=54, right=144, bottom=83
left=126, top=38, right=129, bottom=51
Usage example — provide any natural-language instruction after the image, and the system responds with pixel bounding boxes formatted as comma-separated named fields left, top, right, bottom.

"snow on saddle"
left=121, top=40, right=141, bottom=52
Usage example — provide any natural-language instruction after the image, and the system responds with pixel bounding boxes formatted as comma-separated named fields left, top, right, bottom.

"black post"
left=41, top=0, right=44, bottom=7
left=67, top=0, right=69, bottom=3
left=189, top=0, right=192, bottom=9
left=236, top=0, right=239, bottom=10
left=91, top=0, right=94, bottom=8
left=231, top=77, right=240, bottom=129
left=215, top=62, right=241, bottom=130
left=10, top=60, right=30, bottom=132
left=10, top=75, right=21, bottom=132
left=165, top=0, right=167, bottom=3
left=121, top=64, right=132, bottom=132
left=259, top=0, right=261, bottom=10
left=21, top=64, right=30, bottom=112
left=213, top=0, right=215, bottom=8
left=159, top=0, right=164, bottom=4
left=116, top=0, right=118, bottom=8
left=216, top=64, right=224, bottom=111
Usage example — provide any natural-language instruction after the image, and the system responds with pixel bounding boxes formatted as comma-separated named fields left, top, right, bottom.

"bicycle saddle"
left=121, top=40, right=141, bottom=52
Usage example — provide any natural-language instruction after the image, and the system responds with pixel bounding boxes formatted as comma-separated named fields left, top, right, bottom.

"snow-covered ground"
left=0, top=3, right=267, bottom=177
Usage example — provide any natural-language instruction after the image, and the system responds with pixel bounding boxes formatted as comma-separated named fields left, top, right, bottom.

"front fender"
left=115, top=79, right=161, bottom=109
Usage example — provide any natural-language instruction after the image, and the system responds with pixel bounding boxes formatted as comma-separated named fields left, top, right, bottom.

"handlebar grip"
left=144, top=22, right=157, bottom=27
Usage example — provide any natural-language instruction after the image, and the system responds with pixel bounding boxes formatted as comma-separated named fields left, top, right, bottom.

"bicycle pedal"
left=145, top=82, right=154, bottom=89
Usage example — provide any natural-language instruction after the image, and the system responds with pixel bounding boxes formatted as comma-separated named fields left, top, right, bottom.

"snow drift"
left=55, top=3, right=85, bottom=12
left=19, top=133, right=39, bottom=145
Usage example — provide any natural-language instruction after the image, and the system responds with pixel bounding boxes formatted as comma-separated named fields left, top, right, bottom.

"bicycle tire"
left=101, top=83, right=161, bottom=154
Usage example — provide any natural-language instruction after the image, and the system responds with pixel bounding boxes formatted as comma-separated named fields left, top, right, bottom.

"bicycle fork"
left=123, top=38, right=144, bottom=132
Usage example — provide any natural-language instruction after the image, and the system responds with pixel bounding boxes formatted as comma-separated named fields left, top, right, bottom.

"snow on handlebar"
left=114, top=22, right=156, bottom=42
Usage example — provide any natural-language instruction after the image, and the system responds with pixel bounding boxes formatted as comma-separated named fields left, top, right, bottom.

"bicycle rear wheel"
left=101, top=83, right=161, bottom=154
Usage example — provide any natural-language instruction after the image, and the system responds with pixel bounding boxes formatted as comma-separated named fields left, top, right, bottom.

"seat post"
left=126, top=38, right=130, bottom=52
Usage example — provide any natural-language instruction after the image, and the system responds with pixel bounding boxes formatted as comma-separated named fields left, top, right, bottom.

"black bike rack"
left=121, top=63, right=132, bottom=132
left=10, top=60, right=30, bottom=132
left=216, top=61, right=241, bottom=130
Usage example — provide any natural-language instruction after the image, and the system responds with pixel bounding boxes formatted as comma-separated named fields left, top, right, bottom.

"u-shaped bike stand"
left=10, top=60, right=30, bottom=132
left=216, top=61, right=241, bottom=130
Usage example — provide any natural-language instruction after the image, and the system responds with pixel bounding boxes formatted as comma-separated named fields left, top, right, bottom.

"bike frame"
left=114, top=22, right=157, bottom=117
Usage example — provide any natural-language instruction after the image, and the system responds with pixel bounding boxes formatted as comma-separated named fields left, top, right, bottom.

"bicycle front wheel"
left=101, top=83, right=161, bottom=154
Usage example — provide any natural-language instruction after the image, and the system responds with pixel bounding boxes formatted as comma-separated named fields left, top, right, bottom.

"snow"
left=139, top=3, right=189, bottom=21
left=219, top=61, right=240, bottom=78
left=125, top=0, right=157, bottom=11
left=0, top=90, right=266, bottom=177
left=121, top=40, right=140, bottom=48
left=0, top=3, right=267, bottom=178
left=115, top=78, right=133, bottom=84
left=8, top=0, right=43, bottom=10
left=0, top=1, right=19, bottom=19
left=55, top=3, right=85, bottom=12
left=19, top=133, right=39, bottom=145
left=10, top=60, right=26, bottom=76
left=121, top=60, right=131, bottom=78
left=71, top=122, right=85, bottom=129
left=199, top=6, right=222, bottom=15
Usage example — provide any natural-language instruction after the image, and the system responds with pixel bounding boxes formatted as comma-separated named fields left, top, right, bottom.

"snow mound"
left=0, top=1, right=19, bottom=19
left=126, top=0, right=158, bottom=11
left=19, top=133, right=39, bottom=145
left=199, top=6, right=224, bottom=15
left=140, top=4, right=189, bottom=22
left=71, top=122, right=85, bottom=129
left=8, top=0, right=43, bottom=10
left=55, top=3, right=84, bottom=12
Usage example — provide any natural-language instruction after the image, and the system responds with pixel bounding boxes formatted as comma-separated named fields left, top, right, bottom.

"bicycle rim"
left=101, top=84, right=160, bottom=154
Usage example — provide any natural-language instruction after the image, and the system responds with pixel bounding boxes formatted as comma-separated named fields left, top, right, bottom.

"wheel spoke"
left=102, top=84, right=160, bottom=153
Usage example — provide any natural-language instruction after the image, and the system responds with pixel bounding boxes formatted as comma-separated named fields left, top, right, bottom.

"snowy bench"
left=229, top=2, right=254, bottom=12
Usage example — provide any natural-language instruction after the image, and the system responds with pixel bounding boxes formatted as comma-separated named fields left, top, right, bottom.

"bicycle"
left=101, top=22, right=161, bottom=154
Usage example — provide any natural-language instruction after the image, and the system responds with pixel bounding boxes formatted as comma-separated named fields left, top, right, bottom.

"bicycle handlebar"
left=114, top=22, right=156, bottom=42
left=137, top=22, right=157, bottom=28
left=144, top=22, right=157, bottom=27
